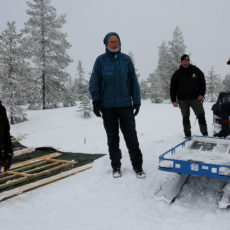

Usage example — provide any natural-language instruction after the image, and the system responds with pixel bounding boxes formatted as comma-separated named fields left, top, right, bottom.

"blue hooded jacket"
left=89, top=32, right=141, bottom=108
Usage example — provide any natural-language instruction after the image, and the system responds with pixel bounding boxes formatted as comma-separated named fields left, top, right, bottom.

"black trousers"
left=102, top=107, right=143, bottom=170
left=178, top=99, right=208, bottom=136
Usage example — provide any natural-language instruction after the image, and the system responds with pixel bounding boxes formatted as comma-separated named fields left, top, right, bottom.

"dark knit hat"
left=181, top=54, right=190, bottom=62
left=227, top=58, right=230, bottom=65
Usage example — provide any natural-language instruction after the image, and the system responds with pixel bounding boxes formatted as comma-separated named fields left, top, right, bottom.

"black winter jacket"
left=170, top=64, right=206, bottom=102
left=0, top=103, right=13, bottom=167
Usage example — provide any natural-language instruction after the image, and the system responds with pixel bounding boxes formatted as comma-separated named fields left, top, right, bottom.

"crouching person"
left=214, top=59, right=230, bottom=138
left=0, top=102, right=13, bottom=173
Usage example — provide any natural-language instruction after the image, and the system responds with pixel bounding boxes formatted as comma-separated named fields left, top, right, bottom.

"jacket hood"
left=103, top=32, right=121, bottom=58
left=103, top=32, right=121, bottom=45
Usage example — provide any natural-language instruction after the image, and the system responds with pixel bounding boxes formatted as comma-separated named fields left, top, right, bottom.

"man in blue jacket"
left=89, top=32, right=145, bottom=178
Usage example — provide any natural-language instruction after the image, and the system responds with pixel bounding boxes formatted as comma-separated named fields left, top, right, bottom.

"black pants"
left=178, top=99, right=208, bottom=136
left=102, top=107, right=143, bottom=170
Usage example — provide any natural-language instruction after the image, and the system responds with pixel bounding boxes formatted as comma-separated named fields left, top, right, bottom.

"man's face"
left=181, top=60, right=190, bottom=68
left=107, top=35, right=120, bottom=52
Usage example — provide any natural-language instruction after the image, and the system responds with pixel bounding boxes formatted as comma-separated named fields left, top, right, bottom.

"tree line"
left=139, top=26, right=227, bottom=104
left=0, top=0, right=228, bottom=124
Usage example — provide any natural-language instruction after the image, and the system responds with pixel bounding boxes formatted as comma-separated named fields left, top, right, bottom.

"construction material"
left=0, top=163, right=93, bottom=202
left=0, top=154, right=77, bottom=191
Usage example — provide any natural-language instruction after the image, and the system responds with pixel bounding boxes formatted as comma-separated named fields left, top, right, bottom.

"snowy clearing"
left=0, top=101, right=230, bottom=230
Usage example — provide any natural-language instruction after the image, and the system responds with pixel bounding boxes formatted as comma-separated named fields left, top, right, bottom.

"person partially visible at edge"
left=0, top=101, right=13, bottom=173
left=89, top=32, right=145, bottom=178
left=214, top=58, right=230, bottom=138
left=170, top=54, right=208, bottom=139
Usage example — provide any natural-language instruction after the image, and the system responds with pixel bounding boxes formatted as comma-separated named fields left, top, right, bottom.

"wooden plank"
left=14, top=161, right=48, bottom=172
left=23, top=162, right=60, bottom=174
left=4, top=171, right=34, bottom=178
left=0, top=152, right=62, bottom=171
left=44, top=158, right=78, bottom=165
left=0, top=163, right=93, bottom=202
left=0, top=162, right=69, bottom=190
left=13, top=147, right=35, bottom=156
left=0, top=161, right=50, bottom=183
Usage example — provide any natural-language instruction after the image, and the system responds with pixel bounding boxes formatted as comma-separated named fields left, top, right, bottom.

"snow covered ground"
left=1, top=101, right=230, bottom=230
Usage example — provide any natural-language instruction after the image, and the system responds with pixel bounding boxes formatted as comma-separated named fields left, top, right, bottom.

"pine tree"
left=75, top=60, right=86, bottom=101
left=128, top=52, right=140, bottom=78
left=154, top=26, right=186, bottom=100
left=0, top=21, right=30, bottom=123
left=77, top=95, right=92, bottom=118
left=223, top=74, right=230, bottom=92
left=155, top=41, right=172, bottom=99
left=168, top=26, right=186, bottom=72
left=23, top=0, right=72, bottom=109
left=74, top=60, right=92, bottom=117
left=147, top=73, right=164, bottom=103
left=62, top=76, right=77, bottom=107
left=206, top=66, right=222, bottom=102
left=139, top=79, right=149, bottom=100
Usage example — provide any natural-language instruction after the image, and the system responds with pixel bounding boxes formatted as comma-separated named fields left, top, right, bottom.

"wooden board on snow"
left=0, top=163, right=93, bottom=203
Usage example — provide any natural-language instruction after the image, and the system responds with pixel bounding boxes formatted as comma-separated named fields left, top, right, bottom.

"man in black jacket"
left=0, top=102, right=13, bottom=173
left=170, top=54, right=208, bottom=138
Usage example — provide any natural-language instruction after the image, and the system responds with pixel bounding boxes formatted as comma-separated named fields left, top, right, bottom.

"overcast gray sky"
left=0, top=0, right=230, bottom=79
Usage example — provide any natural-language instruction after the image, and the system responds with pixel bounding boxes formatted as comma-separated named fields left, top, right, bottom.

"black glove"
left=93, top=101, right=102, bottom=117
left=227, top=58, right=230, bottom=65
left=132, top=104, right=140, bottom=116
left=4, top=153, right=13, bottom=172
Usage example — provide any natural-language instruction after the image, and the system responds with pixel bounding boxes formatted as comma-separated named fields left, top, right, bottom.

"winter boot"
left=214, top=121, right=230, bottom=138
left=134, top=168, right=146, bottom=178
left=112, top=168, right=122, bottom=178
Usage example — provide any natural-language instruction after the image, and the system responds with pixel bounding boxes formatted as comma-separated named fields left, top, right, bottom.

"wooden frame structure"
left=0, top=152, right=93, bottom=203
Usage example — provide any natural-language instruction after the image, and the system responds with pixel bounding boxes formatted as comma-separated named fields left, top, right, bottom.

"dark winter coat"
left=170, top=64, right=206, bottom=103
left=0, top=103, right=13, bottom=167
left=89, top=33, right=141, bottom=109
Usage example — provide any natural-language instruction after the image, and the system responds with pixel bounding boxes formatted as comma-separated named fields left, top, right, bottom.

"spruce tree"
left=0, top=21, right=30, bottom=123
left=62, top=76, right=77, bottom=107
left=77, top=95, right=92, bottom=118
left=74, top=60, right=92, bottom=117
left=75, top=60, right=86, bottom=101
left=147, top=73, right=164, bottom=103
left=128, top=51, right=140, bottom=78
left=155, top=41, right=171, bottom=99
left=139, top=79, right=149, bottom=100
left=23, top=0, right=72, bottom=109
left=168, top=26, right=186, bottom=72
left=154, top=26, right=186, bottom=100
left=223, top=74, right=230, bottom=92
left=206, top=66, right=222, bottom=102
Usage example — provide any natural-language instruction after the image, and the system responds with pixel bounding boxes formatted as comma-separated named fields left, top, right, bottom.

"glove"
left=227, top=58, right=230, bottom=65
left=132, top=104, right=140, bottom=116
left=4, top=153, right=13, bottom=172
left=93, top=101, right=102, bottom=117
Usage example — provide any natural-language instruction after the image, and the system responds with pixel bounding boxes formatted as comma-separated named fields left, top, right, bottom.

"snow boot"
left=113, top=168, right=122, bottom=178
left=134, top=168, right=146, bottom=178
left=214, top=121, right=230, bottom=138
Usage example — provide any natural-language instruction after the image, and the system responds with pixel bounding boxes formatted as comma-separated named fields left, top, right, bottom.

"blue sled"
left=159, top=135, right=230, bottom=180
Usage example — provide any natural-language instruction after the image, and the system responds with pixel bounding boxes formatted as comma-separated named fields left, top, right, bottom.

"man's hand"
left=197, top=95, right=204, bottom=101
left=172, top=102, right=178, bottom=107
